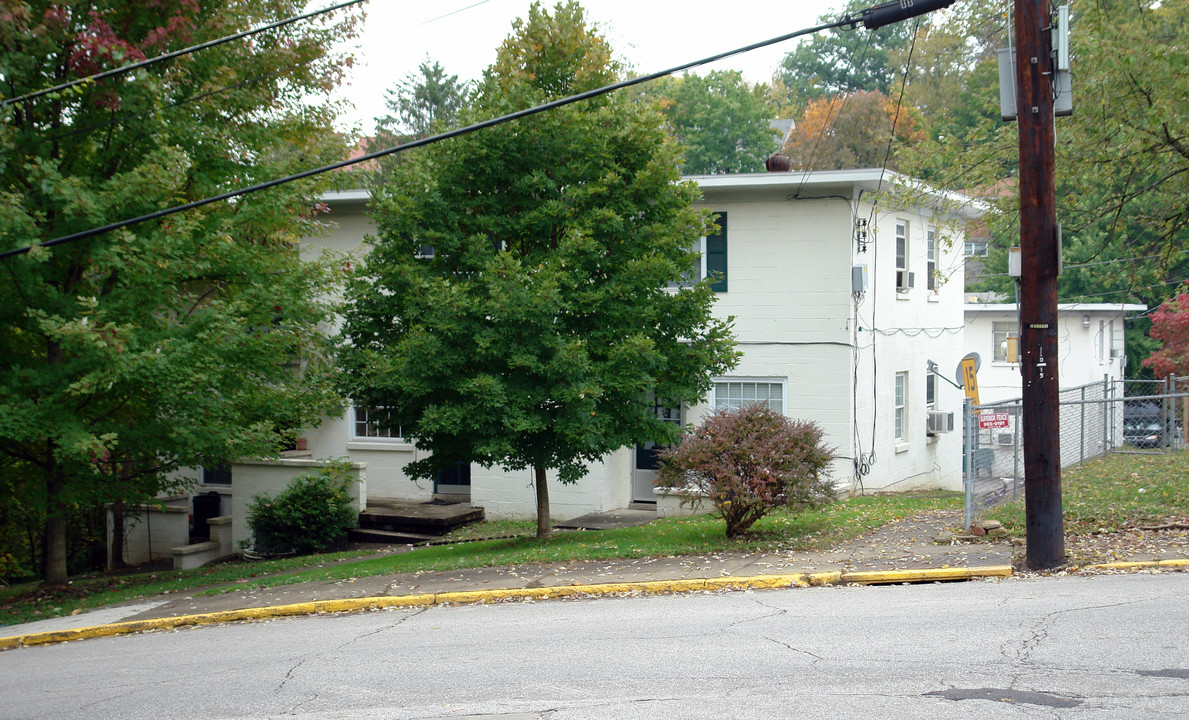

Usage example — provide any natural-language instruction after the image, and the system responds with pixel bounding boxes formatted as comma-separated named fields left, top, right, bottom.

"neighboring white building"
left=188, top=169, right=976, bottom=522
left=963, top=302, right=1146, bottom=404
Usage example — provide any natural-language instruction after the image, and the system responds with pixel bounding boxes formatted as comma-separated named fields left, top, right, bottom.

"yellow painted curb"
left=0, top=566, right=1008, bottom=650
left=1083, top=558, right=1189, bottom=571
left=840, top=566, right=1013, bottom=585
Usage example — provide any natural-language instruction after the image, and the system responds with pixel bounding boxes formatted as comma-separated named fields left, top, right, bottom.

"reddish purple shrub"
left=657, top=403, right=836, bottom=537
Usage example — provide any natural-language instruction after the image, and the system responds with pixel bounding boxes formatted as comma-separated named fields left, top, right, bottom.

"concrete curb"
left=1082, top=558, right=1189, bottom=571
left=0, top=565, right=1011, bottom=650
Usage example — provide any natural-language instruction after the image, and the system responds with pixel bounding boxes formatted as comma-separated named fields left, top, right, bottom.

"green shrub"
left=246, top=464, right=357, bottom=555
left=657, top=403, right=837, bottom=537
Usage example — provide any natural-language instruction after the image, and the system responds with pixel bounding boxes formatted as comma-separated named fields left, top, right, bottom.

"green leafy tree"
left=646, top=70, right=777, bottom=175
left=0, top=0, right=357, bottom=584
left=367, top=58, right=471, bottom=180
left=900, top=0, right=1189, bottom=376
left=777, top=0, right=915, bottom=113
left=339, top=1, right=739, bottom=539
left=893, top=0, right=1006, bottom=144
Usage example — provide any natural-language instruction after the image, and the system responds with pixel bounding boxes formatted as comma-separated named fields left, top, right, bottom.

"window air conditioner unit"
left=926, top=410, right=954, bottom=434
left=896, top=270, right=915, bottom=291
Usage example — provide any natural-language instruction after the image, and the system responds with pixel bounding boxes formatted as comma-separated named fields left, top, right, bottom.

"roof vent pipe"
left=765, top=154, right=791, bottom=172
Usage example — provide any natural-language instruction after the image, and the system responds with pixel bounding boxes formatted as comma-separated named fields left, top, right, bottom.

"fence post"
left=1179, top=374, right=1188, bottom=450
left=1080, top=384, right=1086, bottom=463
left=1013, top=404, right=1021, bottom=499
left=1103, top=374, right=1110, bottom=453
left=964, top=397, right=974, bottom=531
left=1167, top=373, right=1177, bottom=452
left=1164, top=374, right=1173, bottom=452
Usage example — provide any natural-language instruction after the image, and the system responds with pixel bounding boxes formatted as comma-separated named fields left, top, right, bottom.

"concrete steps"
left=346, top=527, right=441, bottom=544
left=349, top=498, right=484, bottom=544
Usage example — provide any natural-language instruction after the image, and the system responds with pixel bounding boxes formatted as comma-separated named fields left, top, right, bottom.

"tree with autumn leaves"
left=782, top=89, right=925, bottom=171
left=0, top=1, right=359, bottom=584
left=1144, top=292, right=1189, bottom=379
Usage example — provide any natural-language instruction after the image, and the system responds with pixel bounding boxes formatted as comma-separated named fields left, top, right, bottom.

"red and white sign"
left=978, top=412, right=1011, bottom=429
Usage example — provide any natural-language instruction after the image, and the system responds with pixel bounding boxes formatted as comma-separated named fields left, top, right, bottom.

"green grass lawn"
left=7, top=451, right=1185, bottom=629
left=985, top=450, right=1189, bottom=534
left=1, top=491, right=958, bottom=627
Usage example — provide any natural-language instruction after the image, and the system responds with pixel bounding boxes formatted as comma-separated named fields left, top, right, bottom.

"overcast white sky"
left=331, top=0, right=847, bottom=133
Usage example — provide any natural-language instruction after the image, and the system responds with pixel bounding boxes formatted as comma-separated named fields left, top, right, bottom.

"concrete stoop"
left=348, top=498, right=484, bottom=544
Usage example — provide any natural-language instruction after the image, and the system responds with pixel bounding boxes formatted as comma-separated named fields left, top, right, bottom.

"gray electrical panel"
left=851, top=264, right=868, bottom=293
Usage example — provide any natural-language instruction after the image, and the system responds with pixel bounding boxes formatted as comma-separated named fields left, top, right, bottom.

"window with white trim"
left=713, top=380, right=784, bottom=415
left=964, top=241, right=989, bottom=257
left=668, top=237, right=705, bottom=289
left=993, top=322, right=1019, bottom=363
left=926, top=228, right=938, bottom=292
left=352, top=404, right=403, bottom=440
left=895, top=220, right=911, bottom=291
left=926, top=372, right=936, bottom=411
left=894, top=372, right=908, bottom=441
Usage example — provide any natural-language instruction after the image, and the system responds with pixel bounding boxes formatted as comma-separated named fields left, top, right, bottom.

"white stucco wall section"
left=964, top=303, right=1145, bottom=404
left=286, top=173, right=978, bottom=520
left=849, top=198, right=966, bottom=493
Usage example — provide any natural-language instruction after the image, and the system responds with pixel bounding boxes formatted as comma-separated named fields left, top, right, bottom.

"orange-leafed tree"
left=782, top=90, right=925, bottom=171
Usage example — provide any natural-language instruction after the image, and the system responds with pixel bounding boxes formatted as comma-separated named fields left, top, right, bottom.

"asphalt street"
left=2, top=572, right=1187, bottom=719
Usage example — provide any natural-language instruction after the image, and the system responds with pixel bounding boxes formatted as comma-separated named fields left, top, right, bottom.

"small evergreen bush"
left=246, top=463, right=357, bottom=555
left=657, top=403, right=837, bottom=537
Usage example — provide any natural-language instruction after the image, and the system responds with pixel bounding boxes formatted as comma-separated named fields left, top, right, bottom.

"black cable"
left=2, top=0, right=365, bottom=108
left=791, top=30, right=877, bottom=199
left=2, top=15, right=854, bottom=260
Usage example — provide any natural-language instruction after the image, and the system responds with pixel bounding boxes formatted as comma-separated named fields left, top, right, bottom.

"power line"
left=410, top=0, right=494, bottom=29
left=3, top=0, right=956, bottom=260
left=2, top=15, right=855, bottom=261
left=2, top=0, right=365, bottom=109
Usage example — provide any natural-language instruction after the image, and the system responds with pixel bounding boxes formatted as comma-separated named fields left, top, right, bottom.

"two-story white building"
left=273, top=168, right=976, bottom=520
left=964, top=301, right=1146, bottom=404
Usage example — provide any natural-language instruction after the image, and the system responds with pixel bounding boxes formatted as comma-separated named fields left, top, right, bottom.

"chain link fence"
left=962, top=376, right=1187, bottom=528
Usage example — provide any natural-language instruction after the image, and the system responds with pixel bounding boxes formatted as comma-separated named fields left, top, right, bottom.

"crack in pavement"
left=277, top=607, right=429, bottom=693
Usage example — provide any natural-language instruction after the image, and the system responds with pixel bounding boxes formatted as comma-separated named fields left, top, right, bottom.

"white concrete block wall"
left=107, top=501, right=190, bottom=566
left=471, top=457, right=621, bottom=522
left=291, top=173, right=979, bottom=515
left=228, top=459, right=366, bottom=551
left=964, top=304, right=1142, bottom=405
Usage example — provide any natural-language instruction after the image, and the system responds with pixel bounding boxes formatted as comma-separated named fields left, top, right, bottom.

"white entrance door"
left=631, top=403, right=681, bottom=503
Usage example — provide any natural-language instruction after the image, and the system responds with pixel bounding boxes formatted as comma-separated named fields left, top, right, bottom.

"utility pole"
left=1014, top=0, right=1064, bottom=569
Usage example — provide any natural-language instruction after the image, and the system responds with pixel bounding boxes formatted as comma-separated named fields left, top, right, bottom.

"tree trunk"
left=44, top=465, right=68, bottom=587
left=43, top=340, right=69, bottom=586
left=111, top=497, right=127, bottom=571
left=534, top=465, right=551, bottom=539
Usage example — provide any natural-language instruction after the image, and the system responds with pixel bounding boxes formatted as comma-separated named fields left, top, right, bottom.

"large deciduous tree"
left=0, top=0, right=358, bottom=584
left=894, top=0, right=1189, bottom=379
left=775, top=0, right=914, bottom=115
left=782, top=90, right=925, bottom=171
left=339, top=1, right=738, bottom=539
left=645, top=70, right=777, bottom=175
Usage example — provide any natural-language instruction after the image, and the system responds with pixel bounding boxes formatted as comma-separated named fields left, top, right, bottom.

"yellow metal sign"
left=960, top=356, right=980, bottom=408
